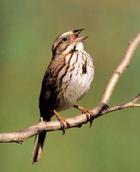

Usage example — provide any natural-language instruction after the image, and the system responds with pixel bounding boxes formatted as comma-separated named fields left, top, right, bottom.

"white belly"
left=57, top=50, right=94, bottom=110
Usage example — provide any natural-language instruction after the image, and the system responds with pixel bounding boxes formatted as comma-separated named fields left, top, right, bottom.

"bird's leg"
left=73, top=105, right=94, bottom=127
left=53, top=110, right=70, bottom=134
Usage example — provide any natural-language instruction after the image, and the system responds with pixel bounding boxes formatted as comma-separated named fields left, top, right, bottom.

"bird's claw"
left=58, top=117, right=70, bottom=134
left=73, top=105, right=94, bottom=127
left=53, top=110, right=70, bottom=134
left=81, top=109, right=94, bottom=127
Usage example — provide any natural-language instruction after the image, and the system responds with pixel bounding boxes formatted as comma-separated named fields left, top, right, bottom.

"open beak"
left=73, top=28, right=84, bottom=34
left=72, top=29, right=88, bottom=42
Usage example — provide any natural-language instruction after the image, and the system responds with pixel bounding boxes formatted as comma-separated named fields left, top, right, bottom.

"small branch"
left=100, top=33, right=140, bottom=105
left=0, top=93, right=140, bottom=143
left=0, top=32, right=140, bottom=143
left=97, top=93, right=140, bottom=118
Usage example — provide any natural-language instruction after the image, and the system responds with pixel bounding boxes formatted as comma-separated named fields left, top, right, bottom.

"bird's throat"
left=74, top=42, right=84, bottom=51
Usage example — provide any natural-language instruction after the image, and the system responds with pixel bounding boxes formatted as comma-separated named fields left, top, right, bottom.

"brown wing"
left=39, top=55, right=66, bottom=120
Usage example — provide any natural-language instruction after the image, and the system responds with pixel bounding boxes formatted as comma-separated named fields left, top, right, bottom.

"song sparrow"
left=32, top=29, right=94, bottom=163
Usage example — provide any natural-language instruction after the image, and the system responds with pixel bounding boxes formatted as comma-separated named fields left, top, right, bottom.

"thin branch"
left=100, top=33, right=140, bottom=105
left=98, top=93, right=140, bottom=118
left=0, top=93, right=140, bottom=143
left=0, top=32, right=140, bottom=143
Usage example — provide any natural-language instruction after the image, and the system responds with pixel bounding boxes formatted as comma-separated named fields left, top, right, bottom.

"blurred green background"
left=0, top=0, right=140, bottom=171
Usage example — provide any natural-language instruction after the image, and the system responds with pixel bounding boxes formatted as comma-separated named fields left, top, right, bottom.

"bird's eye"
left=62, top=37, right=67, bottom=42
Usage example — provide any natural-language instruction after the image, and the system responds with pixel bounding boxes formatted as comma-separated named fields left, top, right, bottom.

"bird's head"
left=52, top=29, right=88, bottom=57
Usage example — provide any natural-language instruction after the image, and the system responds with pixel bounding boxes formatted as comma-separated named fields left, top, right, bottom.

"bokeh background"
left=0, top=0, right=140, bottom=172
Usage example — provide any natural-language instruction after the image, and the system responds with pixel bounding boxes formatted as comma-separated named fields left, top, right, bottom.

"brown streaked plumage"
left=32, top=29, right=94, bottom=163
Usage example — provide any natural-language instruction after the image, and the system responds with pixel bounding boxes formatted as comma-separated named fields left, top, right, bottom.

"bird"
left=32, top=29, right=94, bottom=163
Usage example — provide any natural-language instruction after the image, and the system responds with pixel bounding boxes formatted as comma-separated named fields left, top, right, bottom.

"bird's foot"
left=53, top=110, right=70, bottom=134
left=73, top=105, right=94, bottom=127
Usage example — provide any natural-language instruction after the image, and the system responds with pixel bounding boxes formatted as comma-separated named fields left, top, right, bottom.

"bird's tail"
left=32, top=130, right=47, bottom=163
left=32, top=115, right=51, bottom=164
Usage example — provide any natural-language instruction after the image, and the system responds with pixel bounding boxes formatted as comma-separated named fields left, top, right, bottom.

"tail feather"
left=32, top=131, right=47, bottom=163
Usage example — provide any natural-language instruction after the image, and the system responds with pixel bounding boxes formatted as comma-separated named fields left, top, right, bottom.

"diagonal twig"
left=100, top=33, right=140, bottom=105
